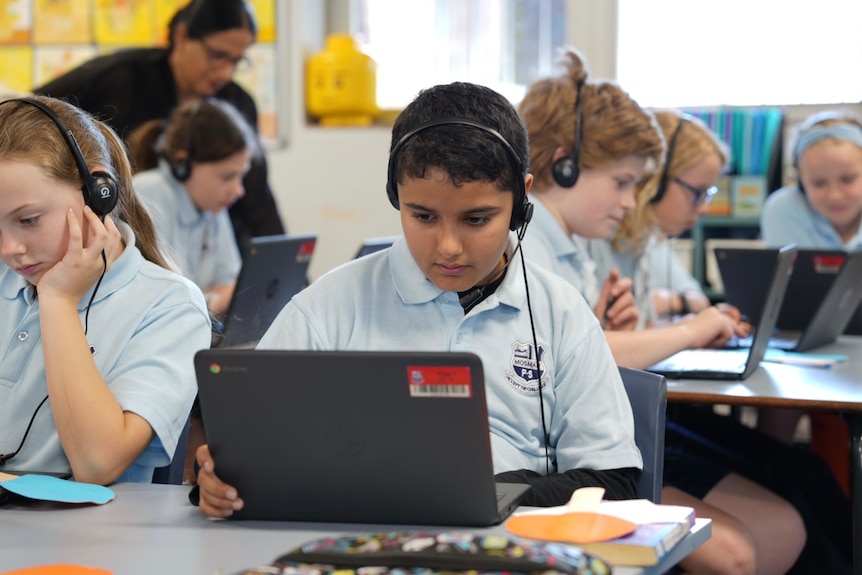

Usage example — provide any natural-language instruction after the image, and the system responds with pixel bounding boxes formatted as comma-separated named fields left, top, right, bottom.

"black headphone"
left=1, top=98, right=119, bottom=217
left=552, top=80, right=586, bottom=188
left=170, top=98, right=208, bottom=182
left=651, top=116, right=689, bottom=204
left=385, top=118, right=533, bottom=232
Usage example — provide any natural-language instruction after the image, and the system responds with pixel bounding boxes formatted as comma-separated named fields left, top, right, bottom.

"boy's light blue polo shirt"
left=134, top=160, right=242, bottom=289
left=518, top=196, right=600, bottom=307
left=258, top=235, right=641, bottom=477
left=761, top=185, right=862, bottom=250
left=0, top=223, right=212, bottom=482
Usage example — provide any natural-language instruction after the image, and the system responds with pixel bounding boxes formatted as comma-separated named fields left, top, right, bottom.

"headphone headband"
left=552, top=79, right=586, bottom=188
left=0, top=97, right=119, bottom=216
left=170, top=98, right=209, bottom=182
left=651, top=116, right=690, bottom=205
left=385, top=118, right=531, bottom=231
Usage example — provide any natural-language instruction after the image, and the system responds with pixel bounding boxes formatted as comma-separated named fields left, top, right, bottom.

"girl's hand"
left=37, top=207, right=123, bottom=302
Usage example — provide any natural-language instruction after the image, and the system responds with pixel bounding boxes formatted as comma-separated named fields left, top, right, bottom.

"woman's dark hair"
left=168, top=0, right=257, bottom=48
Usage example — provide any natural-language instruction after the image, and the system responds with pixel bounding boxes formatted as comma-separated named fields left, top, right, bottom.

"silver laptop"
left=214, top=233, right=317, bottom=348
left=647, top=245, right=797, bottom=380
left=718, top=248, right=862, bottom=352
left=195, top=349, right=530, bottom=525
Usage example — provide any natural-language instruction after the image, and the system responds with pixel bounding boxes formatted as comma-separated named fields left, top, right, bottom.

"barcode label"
left=410, top=384, right=471, bottom=398
left=407, top=365, right=472, bottom=398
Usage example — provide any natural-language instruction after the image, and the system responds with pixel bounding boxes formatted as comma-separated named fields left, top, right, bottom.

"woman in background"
left=34, top=0, right=284, bottom=250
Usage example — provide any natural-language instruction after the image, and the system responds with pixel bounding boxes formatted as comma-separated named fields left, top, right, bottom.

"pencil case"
left=232, top=531, right=611, bottom=574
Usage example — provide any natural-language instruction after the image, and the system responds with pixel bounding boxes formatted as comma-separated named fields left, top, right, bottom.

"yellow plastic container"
left=306, top=34, right=379, bottom=127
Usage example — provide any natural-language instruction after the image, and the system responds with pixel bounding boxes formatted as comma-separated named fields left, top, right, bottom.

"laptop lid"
left=216, top=233, right=316, bottom=348
left=353, top=235, right=400, bottom=259
left=719, top=248, right=862, bottom=351
left=647, top=245, right=797, bottom=380
left=195, top=349, right=530, bottom=525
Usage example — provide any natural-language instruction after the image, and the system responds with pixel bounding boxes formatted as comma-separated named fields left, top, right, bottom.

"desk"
left=664, top=335, right=862, bottom=573
left=0, top=483, right=710, bottom=575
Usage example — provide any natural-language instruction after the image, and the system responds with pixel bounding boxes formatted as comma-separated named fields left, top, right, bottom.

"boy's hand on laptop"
left=196, top=444, right=244, bottom=518
left=596, top=270, right=638, bottom=331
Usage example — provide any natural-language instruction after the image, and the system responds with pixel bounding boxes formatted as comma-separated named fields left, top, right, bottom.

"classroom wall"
left=266, top=1, right=861, bottom=281
left=267, top=1, right=616, bottom=280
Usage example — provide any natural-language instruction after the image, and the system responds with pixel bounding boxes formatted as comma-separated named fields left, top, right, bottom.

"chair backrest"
left=618, top=366, right=667, bottom=503
left=151, top=415, right=190, bottom=485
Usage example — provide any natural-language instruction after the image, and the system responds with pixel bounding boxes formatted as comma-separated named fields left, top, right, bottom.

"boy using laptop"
left=195, top=81, right=642, bottom=518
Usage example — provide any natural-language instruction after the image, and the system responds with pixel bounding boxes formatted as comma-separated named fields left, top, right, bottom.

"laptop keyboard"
left=660, top=349, right=748, bottom=373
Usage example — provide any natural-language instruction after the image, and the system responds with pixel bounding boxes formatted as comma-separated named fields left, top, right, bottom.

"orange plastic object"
left=505, top=511, right=637, bottom=544
left=1, top=566, right=112, bottom=575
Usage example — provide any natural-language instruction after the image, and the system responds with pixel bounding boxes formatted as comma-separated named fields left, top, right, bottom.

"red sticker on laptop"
left=297, top=240, right=316, bottom=262
left=407, top=366, right=472, bottom=398
left=813, top=254, right=844, bottom=274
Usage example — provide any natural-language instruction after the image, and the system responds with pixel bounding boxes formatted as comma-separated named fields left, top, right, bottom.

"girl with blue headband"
left=761, top=111, right=862, bottom=249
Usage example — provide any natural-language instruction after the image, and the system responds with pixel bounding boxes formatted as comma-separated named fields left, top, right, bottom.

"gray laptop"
left=718, top=248, right=862, bottom=352
left=353, top=234, right=400, bottom=259
left=647, top=245, right=797, bottom=380
left=194, top=349, right=530, bottom=525
left=214, top=233, right=317, bottom=348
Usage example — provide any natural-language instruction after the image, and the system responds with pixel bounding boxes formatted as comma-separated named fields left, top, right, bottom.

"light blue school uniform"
left=258, top=236, right=641, bottom=476
left=133, top=160, right=242, bottom=289
left=0, top=223, right=211, bottom=482
left=761, top=185, right=862, bottom=250
left=648, top=240, right=704, bottom=294
left=586, top=238, right=656, bottom=329
left=518, top=197, right=600, bottom=307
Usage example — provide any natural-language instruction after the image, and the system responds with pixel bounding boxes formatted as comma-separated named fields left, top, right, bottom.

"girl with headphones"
left=0, top=96, right=211, bottom=484
left=590, top=108, right=852, bottom=574
left=762, top=110, right=862, bottom=250
left=519, top=50, right=807, bottom=575
left=129, top=98, right=259, bottom=316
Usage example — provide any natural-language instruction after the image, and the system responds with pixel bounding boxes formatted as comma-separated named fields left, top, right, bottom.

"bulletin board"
left=0, top=0, right=279, bottom=141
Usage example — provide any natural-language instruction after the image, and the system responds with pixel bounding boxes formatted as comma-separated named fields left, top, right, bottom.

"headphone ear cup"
left=385, top=178, right=399, bottom=209
left=86, top=171, right=119, bottom=216
left=170, top=158, right=192, bottom=182
left=552, top=156, right=579, bottom=188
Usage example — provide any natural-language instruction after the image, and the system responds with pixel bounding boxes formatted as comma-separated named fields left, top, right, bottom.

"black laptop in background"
left=195, top=349, right=530, bottom=525
left=213, top=233, right=317, bottom=349
left=718, top=248, right=862, bottom=351
left=353, top=235, right=400, bottom=259
left=647, top=245, right=796, bottom=380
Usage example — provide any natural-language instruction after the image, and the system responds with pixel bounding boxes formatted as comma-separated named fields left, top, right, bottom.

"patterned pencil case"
left=232, top=531, right=611, bottom=574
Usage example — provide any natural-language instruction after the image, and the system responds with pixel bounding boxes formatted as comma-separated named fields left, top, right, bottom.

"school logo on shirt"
left=505, top=341, right=546, bottom=392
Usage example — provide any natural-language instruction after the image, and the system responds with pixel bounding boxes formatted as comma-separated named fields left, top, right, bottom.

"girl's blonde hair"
left=613, top=110, right=729, bottom=253
left=0, top=96, right=171, bottom=269
left=518, top=47, right=665, bottom=193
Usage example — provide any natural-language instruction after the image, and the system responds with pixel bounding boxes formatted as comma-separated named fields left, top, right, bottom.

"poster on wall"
left=33, top=45, right=98, bottom=87
left=247, top=0, right=275, bottom=43
left=0, top=46, right=33, bottom=94
left=33, top=0, right=91, bottom=44
left=234, top=42, right=277, bottom=140
left=0, top=0, right=32, bottom=44
left=93, top=0, right=154, bottom=45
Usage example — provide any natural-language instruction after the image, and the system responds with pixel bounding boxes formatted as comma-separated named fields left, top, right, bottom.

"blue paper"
left=0, top=474, right=115, bottom=504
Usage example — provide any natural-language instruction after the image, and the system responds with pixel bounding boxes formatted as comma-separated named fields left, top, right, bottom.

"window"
left=616, top=0, right=862, bottom=107
left=352, top=0, right=566, bottom=109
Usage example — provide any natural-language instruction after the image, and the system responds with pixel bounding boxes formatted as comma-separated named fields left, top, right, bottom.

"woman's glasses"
left=199, top=40, right=252, bottom=71
left=674, top=177, right=718, bottom=207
